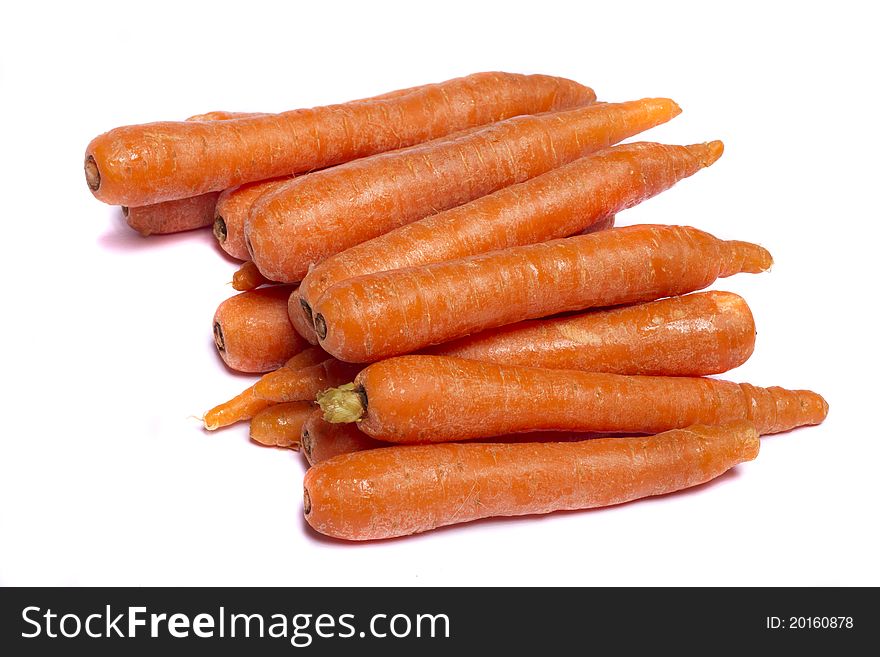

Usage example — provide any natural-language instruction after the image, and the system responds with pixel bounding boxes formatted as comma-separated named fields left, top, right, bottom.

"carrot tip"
left=704, top=140, right=724, bottom=166
left=213, top=215, right=228, bottom=243
left=121, top=206, right=129, bottom=217
left=300, top=298, right=315, bottom=327
left=301, top=428, right=313, bottom=461
left=314, top=313, right=327, bottom=341
left=213, top=322, right=225, bottom=353
left=317, top=383, right=365, bottom=423
left=303, top=488, right=312, bottom=515
left=84, top=155, right=100, bottom=191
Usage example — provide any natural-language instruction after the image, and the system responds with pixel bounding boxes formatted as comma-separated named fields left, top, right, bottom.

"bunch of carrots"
left=86, top=72, right=827, bottom=541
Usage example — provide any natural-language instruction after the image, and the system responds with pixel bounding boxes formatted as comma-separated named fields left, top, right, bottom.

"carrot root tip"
left=314, top=313, right=327, bottom=341
left=317, top=383, right=365, bottom=424
left=213, top=215, right=228, bottom=243
left=300, top=298, right=314, bottom=328
left=84, top=155, right=100, bottom=191
left=213, top=322, right=225, bottom=353
left=303, top=488, right=312, bottom=515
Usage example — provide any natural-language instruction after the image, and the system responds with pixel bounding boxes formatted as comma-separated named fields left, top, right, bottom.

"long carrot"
left=425, top=291, right=756, bottom=376
left=250, top=401, right=314, bottom=449
left=300, top=411, right=386, bottom=466
left=231, top=260, right=270, bottom=292
left=303, top=421, right=760, bottom=541
left=253, top=358, right=363, bottom=403
left=248, top=99, right=680, bottom=283
left=313, top=224, right=772, bottom=362
left=298, top=141, right=720, bottom=315
left=203, top=347, right=326, bottom=431
left=213, top=286, right=306, bottom=373
left=317, top=355, right=828, bottom=442
left=85, top=72, right=596, bottom=206
left=121, top=192, right=220, bottom=236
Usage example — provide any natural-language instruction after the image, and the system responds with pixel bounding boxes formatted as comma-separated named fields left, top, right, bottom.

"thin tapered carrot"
left=298, top=141, right=720, bottom=315
left=214, top=177, right=293, bottom=261
left=303, top=421, right=760, bottom=541
left=253, top=358, right=363, bottom=403
left=250, top=401, right=314, bottom=449
left=248, top=99, right=681, bottom=283
left=313, top=224, right=772, bottom=363
left=203, top=347, right=326, bottom=431
left=425, top=291, right=756, bottom=376
left=317, top=355, right=828, bottom=442
left=231, top=260, right=271, bottom=292
left=122, top=192, right=221, bottom=236
left=300, top=411, right=387, bottom=466
left=85, top=72, right=596, bottom=206
left=213, top=286, right=306, bottom=373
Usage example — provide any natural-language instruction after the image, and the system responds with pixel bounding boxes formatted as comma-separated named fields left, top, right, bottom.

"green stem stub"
left=317, top=383, right=365, bottom=424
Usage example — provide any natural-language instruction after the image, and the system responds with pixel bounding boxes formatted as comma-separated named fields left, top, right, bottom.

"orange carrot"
left=425, top=291, right=756, bottom=376
left=253, top=358, right=362, bottom=403
left=122, top=192, right=220, bottom=236
left=213, top=286, right=306, bottom=373
left=317, top=355, right=828, bottom=442
left=85, top=72, right=596, bottom=206
left=203, top=347, right=326, bottom=431
left=288, top=289, right=321, bottom=344
left=250, top=401, right=314, bottom=449
left=231, top=260, right=271, bottom=292
left=313, top=224, right=772, bottom=362
left=298, top=141, right=719, bottom=315
left=303, top=421, right=760, bottom=540
left=214, top=177, right=293, bottom=261
left=248, top=99, right=680, bottom=283
left=300, top=411, right=386, bottom=466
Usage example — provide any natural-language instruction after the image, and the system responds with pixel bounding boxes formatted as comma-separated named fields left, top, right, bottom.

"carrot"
left=250, top=401, right=314, bottom=449
left=231, top=260, right=271, bottom=292
left=303, top=421, right=760, bottom=540
left=298, top=141, right=720, bottom=314
left=317, top=355, right=828, bottom=442
left=85, top=72, right=596, bottom=206
left=203, top=347, right=326, bottom=431
left=253, top=357, right=363, bottom=403
left=313, top=224, right=772, bottom=362
left=248, top=99, right=681, bottom=283
left=300, top=411, right=386, bottom=466
left=214, top=177, right=293, bottom=261
left=425, top=291, right=756, bottom=376
left=213, top=286, right=306, bottom=373
left=121, top=192, right=220, bottom=236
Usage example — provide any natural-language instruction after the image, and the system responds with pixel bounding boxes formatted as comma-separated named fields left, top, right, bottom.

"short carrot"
left=300, top=411, right=386, bottom=466
left=303, top=421, right=760, bottom=541
left=250, top=401, right=314, bottom=449
left=203, top=347, right=326, bottom=431
left=85, top=72, right=596, bottom=206
left=213, top=286, right=306, bottom=373
left=313, top=224, right=772, bottom=362
left=122, top=192, right=220, bottom=236
left=317, top=355, right=828, bottom=442
left=253, top=358, right=363, bottom=403
left=425, top=291, right=756, bottom=376
left=231, top=260, right=271, bottom=292
left=248, top=99, right=681, bottom=283
left=298, top=141, right=720, bottom=314
left=214, top=177, right=293, bottom=261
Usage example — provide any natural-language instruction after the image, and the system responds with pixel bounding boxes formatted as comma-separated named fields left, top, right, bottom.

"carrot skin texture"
left=250, top=401, right=314, bottom=449
left=314, top=224, right=773, bottom=362
left=231, top=260, right=270, bottom=292
left=213, top=286, right=306, bottom=373
left=85, top=72, right=596, bottom=206
left=253, top=358, right=363, bottom=403
left=299, top=140, right=719, bottom=309
left=303, top=422, right=760, bottom=541
left=202, top=346, right=327, bottom=431
left=301, top=412, right=387, bottom=466
left=337, top=355, right=827, bottom=442
left=123, top=191, right=220, bottom=236
left=427, top=291, right=756, bottom=376
left=249, top=99, right=680, bottom=283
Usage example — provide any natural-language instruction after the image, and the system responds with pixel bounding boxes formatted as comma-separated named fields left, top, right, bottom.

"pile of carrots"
left=86, top=72, right=827, bottom=541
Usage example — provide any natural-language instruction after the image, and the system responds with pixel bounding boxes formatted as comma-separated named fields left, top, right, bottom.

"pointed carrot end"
left=704, top=140, right=724, bottom=166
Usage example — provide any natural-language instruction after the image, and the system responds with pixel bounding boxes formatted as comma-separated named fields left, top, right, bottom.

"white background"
left=1, top=0, right=877, bottom=586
